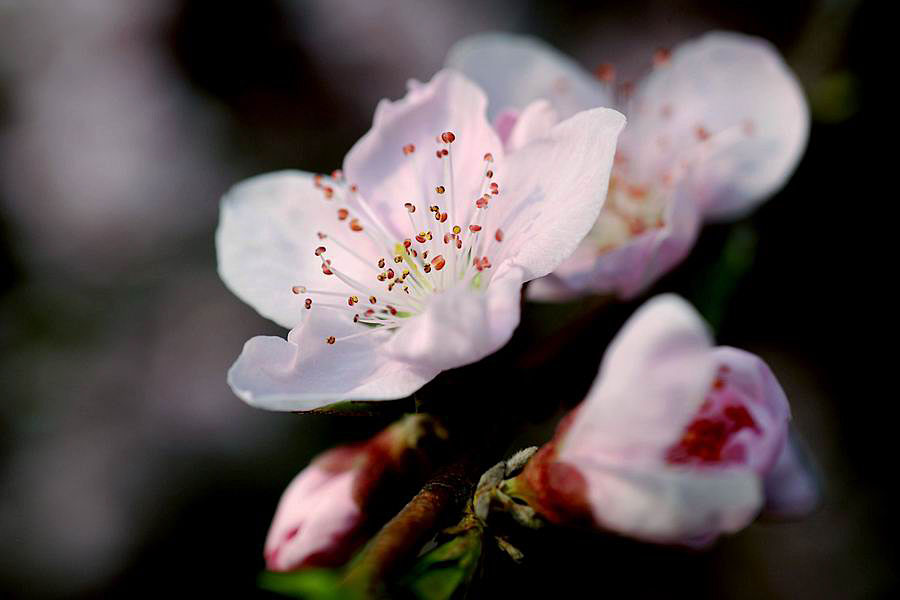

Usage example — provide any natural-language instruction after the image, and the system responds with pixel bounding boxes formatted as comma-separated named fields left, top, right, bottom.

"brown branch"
left=340, top=452, right=484, bottom=597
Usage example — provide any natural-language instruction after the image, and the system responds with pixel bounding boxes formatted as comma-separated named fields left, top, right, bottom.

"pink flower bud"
left=264, top=414, right=445, bottom=571
left=511, top=295, right=817, bottom=545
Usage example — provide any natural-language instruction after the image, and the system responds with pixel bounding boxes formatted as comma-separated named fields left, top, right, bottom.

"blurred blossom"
left=448, top=31, right=808, bottom=299
left=265, top=414, right=446, bottom=571
left=217, top=70, right=624, bottom=410
left=506, top=295, right=818, bottom=545
left=0, top=0, right=230, bottom=276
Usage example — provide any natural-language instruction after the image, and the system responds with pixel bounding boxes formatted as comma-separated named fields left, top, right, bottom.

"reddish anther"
left=594, top=63, right=616, bottom=83
left=653, top=47, right=671, bottom=66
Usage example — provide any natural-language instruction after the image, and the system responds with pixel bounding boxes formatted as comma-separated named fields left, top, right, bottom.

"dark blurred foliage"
left=0, top=0, right=889, bottom=598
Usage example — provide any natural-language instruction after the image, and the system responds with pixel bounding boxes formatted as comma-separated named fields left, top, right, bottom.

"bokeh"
left=0, top=1, right=886, bottom=598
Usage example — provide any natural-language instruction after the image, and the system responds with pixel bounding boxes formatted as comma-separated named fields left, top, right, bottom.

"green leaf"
left=259, top=569, right=355, bottom=600
left=399, top=522, right=484, bottom=600
left=691, top=223, right=757, bottom=333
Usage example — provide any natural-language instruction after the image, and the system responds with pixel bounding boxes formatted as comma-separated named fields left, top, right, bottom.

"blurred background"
left=0, top=0, right=887, bottom=598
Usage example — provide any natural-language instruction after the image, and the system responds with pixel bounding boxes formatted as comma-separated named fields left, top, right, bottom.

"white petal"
left=446, top=32, right=614, bottom=121
left=383, top=267, right=524, bottom=371
left=217, top=171, right=382, bottom=329
left=763, top=431, right=821, bottom=519
left=527, top=184, right=701, bottom=301
left=504, top=99, right=560, bottom=153
left=560, top=295, right=715, bottom=465
left=343, top=70, right=503, bottom=238
left=227, top=307, right=439, bottom=410
left=621, top=31, right=808, bottom=220
left=264, top=466, right=360, bottom=571
left=569, top=457, right=763, bottom=544
left=492, top=107, right=625, bottom=282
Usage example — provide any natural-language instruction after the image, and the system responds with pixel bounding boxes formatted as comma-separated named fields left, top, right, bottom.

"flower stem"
left=341, top=452, right=484, bottom=597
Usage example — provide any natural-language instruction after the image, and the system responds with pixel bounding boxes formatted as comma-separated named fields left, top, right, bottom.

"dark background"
left=1, top=1, right=888, bottom=598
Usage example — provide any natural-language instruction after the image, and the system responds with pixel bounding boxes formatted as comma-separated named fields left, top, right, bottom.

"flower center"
left=588, top=173, right=668, bottom=253
left=292, top=132, right=506, bottom=345
left=665, top=366, right=761, bottom=466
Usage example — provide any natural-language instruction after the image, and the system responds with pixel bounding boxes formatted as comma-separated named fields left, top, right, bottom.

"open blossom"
left=505, top=295, right=818, bottom=545
left=217, top=70, right=624, bottom=410
left=265, top=414, right=445, bottom=571
left=448, top=32, right=809, bottom=299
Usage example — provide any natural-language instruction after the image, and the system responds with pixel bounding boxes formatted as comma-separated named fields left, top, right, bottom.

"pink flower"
left=508, top=295, right=817, bottom=545
left=265, top=414, right=444, bottom=571
left=448, top=32, right=809, bottom=299
left=217, top=70, right=624, bottom=410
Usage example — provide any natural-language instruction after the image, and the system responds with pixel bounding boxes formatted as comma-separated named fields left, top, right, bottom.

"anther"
left=315, top=246, right=326, bottom=256
left=348, top=296, right=359, bottom=306
left=393, top=256, right=403, bottom=263
left=653, top=48, right=671, bottom=66
left=387, top=268, right=395, bottom=279
left=369, top=296, right=377, bottom=304
left=441, top=131, right=456, bottom=144
left=432, top=255, right=446, bottom=271
left=452, top=225, right=461, bottom=235
left=594, top=63, right=615, bottom=83
left=486, top=170, right=493, bottom=178
left=402, top=144, right=416, bottom=155
left=323, top=187, right=334, bottom=199
left=404, top=202, right=416, bottom=213
left=326, top=336, right=336, bottom=345
left=291, top=286, right=306, bottom=294
left=695, top=126, right=711, bottom=141
left=349, top=218, right=364, bottom=232
left=378, top=258, right=386, bottom=268
left=337, top=208, right=349, bottom=220
left=305, top=299, right=313, bottom=309
left=483, top=153, right=493, bottom=162
left=435, top=185, right=445, bottom=194
left=495, top=228, right=504, bottom=242
left=469, top=225, right=482, bottom=232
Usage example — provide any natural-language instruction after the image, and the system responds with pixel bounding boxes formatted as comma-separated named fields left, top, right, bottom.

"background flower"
left=448, top=30, right=808, bottom=299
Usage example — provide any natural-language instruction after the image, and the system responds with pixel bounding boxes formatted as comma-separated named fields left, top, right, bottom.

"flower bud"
left=264, top=414, right=446, bottom=571
left=507, top=295, right=818, bottom=545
